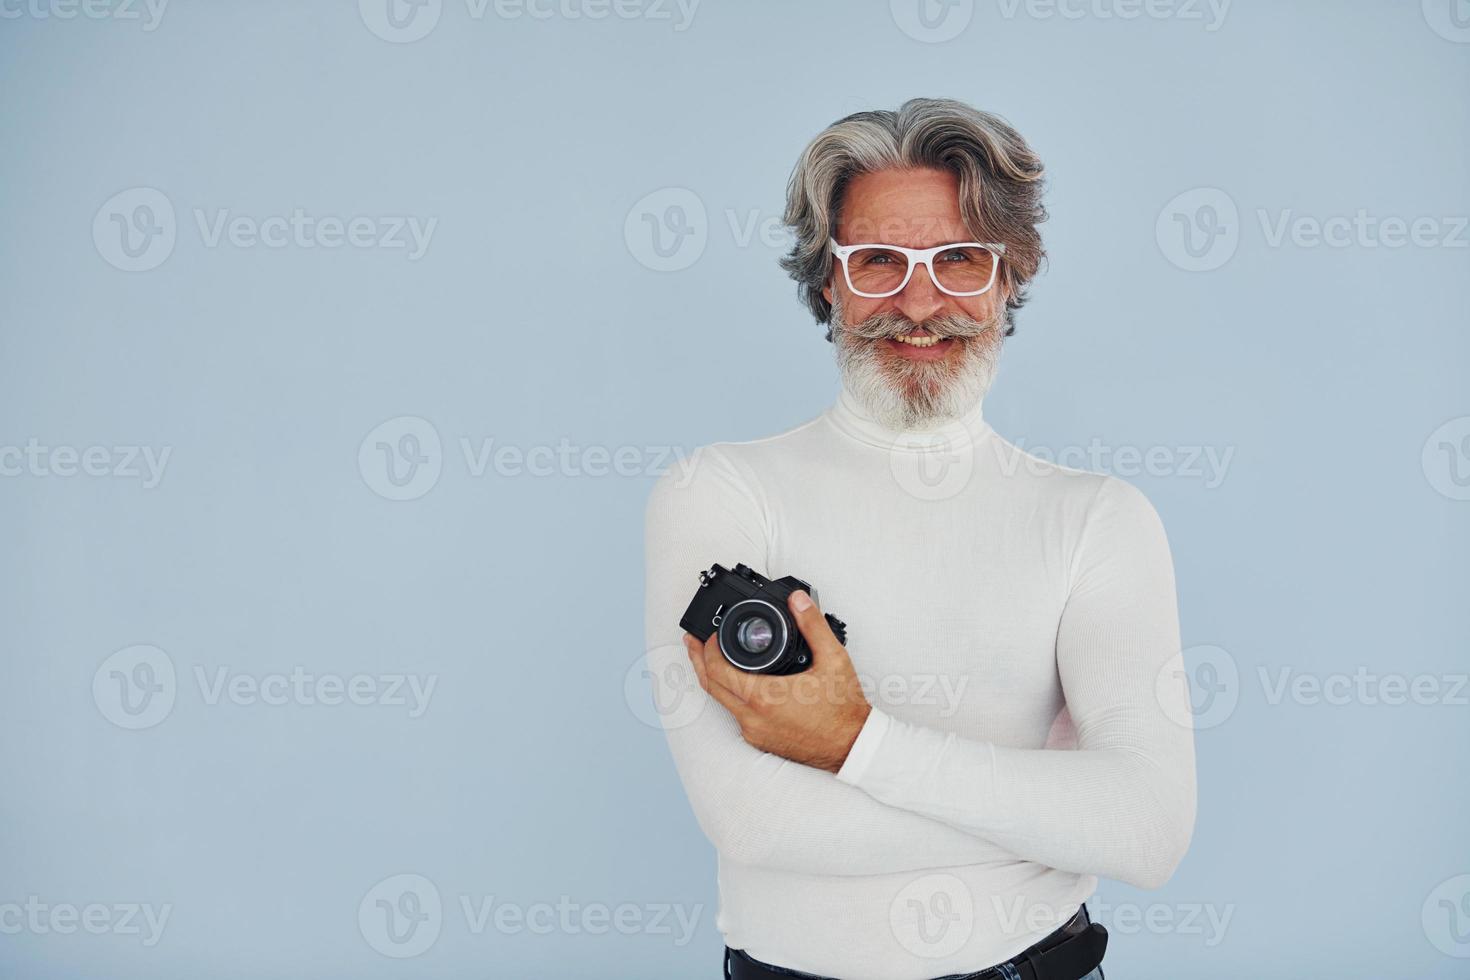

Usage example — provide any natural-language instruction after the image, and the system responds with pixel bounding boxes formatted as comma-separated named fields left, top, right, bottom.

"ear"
left=822, top=281, right=833, bottom=305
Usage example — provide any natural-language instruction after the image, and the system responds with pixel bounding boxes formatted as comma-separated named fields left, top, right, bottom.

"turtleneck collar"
left=823, top=377, right=992, bottom=453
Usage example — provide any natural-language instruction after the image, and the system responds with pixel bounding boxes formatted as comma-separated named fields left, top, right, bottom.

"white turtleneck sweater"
left=642, top=381, right=1197, bottom=980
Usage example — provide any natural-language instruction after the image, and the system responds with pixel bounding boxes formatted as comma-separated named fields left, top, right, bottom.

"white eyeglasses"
left=828, top=237, right=1006, bottom=298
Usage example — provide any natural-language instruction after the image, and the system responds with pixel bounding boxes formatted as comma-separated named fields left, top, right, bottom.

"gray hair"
left=779, top=98, right=1047, bottom=340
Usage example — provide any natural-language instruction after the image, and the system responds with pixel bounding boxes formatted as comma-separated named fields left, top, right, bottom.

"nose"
left=892, top=260, right=947, bottom=324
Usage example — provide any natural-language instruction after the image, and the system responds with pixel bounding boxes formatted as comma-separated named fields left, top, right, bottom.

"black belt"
left=725, top=903, right=1106, bottom=980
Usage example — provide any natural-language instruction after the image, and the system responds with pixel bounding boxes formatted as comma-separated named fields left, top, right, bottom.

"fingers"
left=683, top=633, right=749, bottom=715
left=786, top=589, right=845, bottom=662
left=698, top=631, right=759, bottom=701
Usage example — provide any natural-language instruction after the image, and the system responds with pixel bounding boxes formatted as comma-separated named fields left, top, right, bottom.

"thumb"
left=787, top=589, right=845, bottom=661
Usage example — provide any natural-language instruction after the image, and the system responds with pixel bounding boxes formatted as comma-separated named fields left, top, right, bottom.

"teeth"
left=892, top=333, right=946, bottom=348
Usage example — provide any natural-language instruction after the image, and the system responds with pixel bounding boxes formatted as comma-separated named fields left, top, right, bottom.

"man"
left=642, top=97, right=1196, bottom=980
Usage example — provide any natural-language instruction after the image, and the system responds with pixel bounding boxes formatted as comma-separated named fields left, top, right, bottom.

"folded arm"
left=642, top=446, right=1023, bottom=877
left=834, top=477, right=1198, bottom=889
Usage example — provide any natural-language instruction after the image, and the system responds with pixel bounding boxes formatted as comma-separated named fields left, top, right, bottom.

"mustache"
left=841, top=308, right=998, bottom=341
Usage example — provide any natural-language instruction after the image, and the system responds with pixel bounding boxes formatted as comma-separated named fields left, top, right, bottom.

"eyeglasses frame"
left=827, top=237, right=1006, bottom=298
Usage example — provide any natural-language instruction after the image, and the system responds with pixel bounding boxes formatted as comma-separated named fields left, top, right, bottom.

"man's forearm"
left=650, top=641, right=1024, bottom=877
left=835, top=704, right=1197, bottom=888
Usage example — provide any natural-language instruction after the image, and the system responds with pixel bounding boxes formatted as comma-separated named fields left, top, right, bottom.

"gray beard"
left=830, top=293, right=1005, bottom=431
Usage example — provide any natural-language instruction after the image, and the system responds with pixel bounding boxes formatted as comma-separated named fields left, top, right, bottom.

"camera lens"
left=718, top=599, right=789, bottom=672
left=736, top=617, right=774, bottom=654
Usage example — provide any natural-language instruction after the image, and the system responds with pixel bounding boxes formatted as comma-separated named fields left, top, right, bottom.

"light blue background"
left=2, top=1, right=1467, bottom=977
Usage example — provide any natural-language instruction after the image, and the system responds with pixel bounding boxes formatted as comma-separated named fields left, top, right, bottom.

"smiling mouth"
left=891, top=332, right=948, bottom=348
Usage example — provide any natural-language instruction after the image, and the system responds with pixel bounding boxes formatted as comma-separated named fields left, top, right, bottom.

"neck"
left=825, top=377, right=991, bottom=452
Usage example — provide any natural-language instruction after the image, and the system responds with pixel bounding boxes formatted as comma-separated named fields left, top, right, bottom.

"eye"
left=938, top=248, right=975, bottom=263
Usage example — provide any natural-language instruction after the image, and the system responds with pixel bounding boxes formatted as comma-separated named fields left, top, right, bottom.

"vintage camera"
left=679, top=562, right=848, bottom=675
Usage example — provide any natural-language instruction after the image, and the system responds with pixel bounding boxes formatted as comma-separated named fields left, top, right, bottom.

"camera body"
left=679, top=562, right=848, bottom=675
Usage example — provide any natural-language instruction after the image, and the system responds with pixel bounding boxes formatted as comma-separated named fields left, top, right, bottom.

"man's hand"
left=684, top=589, right=871, bottom=773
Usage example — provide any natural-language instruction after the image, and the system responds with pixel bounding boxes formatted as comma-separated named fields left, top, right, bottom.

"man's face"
left=823, top=166, right=1008, bottom=429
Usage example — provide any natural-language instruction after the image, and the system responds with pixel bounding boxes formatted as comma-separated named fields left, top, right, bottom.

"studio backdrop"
left=1, top=2, right=1467, bottom=978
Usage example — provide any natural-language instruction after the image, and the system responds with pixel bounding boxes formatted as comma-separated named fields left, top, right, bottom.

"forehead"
left=835, top=167, right=970, bottom=247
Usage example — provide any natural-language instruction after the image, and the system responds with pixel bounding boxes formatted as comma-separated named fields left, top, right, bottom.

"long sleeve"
left=834, top=476, right=1198, bottom=889
left=642, top=445, right=1023, bottom=877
